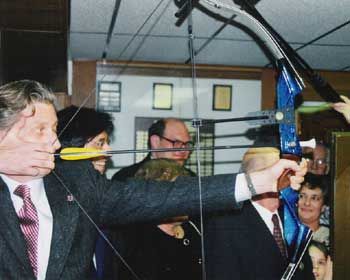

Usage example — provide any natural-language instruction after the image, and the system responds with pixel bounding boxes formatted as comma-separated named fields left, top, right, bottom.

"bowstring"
left=51, top=171, right=141, bottom=280
left=187, top=1, right=207, bottom=279
left=51, top=1, right=173, bottom=279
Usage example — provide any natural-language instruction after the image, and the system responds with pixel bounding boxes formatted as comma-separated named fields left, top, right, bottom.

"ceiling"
left=70, top=0, right=350, bottom=72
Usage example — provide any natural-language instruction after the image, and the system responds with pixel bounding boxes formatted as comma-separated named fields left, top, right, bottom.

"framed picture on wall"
left=213, top=84, right=232, bottom=111
left=153, top=83, right=173, bottom=110
left=97, top=81, right=121, bottom=112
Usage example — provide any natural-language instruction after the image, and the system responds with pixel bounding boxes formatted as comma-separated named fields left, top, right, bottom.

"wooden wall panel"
left=261, top=68, right=276, bottom=110
left=0, top=0, right=69, bottom=91
left=261, top=69, right=350, bottom=105
left=331, top=132, right=350, bottom=280
left=72, top=61, right=97, bottom=109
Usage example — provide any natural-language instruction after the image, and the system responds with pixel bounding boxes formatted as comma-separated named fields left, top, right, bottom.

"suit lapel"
left=0, top=178, right=33, bottom=275
left=44, top=173, right=80, bottom=280
left=246, top=202, right=286, bottom=260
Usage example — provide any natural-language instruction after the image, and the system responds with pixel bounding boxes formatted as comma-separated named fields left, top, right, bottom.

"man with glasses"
left=302, top=143, right=329, bottom=175
left=107, top=118, right=196, bottom=278
left=112, top=118, right=195, bottom=180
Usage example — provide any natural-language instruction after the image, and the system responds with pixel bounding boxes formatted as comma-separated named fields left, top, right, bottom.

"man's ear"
left=150, top=135, right=161, bottom=148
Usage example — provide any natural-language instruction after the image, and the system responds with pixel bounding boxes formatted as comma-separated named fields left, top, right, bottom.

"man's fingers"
left=25, top=167, right=53, bottom=177
left=32, top=159, right=55, bottom=170
left=340, top=95, right=350, bottom=104
left=289, top=176, right=304, bottom=191
left=279, top=159, right=301, bottom=172
left=33, top=143, right=56, bottom=154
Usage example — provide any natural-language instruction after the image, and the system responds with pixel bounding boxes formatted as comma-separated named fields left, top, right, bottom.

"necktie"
left=272, top=213, right=287, bottom=259
left=14, top=185, right=39, bottom=278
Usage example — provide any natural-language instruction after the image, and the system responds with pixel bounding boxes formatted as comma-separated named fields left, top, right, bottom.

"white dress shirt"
left=235, top=173, right=255, bottom=203
left=1, top=174, right=53, bottom=280
left=251, top=200, right=284, bottom=236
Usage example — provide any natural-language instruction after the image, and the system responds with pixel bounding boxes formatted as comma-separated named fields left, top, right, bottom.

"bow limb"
left=194, top=0, right=315, bottom=278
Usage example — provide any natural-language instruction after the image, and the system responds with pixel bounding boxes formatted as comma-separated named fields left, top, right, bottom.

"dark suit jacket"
left=105, top=220, right=202, bottom=280
left=204, top=201, right=313, bottom=280
left=0, top=160, right=237, bottom=279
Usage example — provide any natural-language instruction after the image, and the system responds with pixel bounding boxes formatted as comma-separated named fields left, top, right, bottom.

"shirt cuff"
left=234, top=173, right=252, bottom=202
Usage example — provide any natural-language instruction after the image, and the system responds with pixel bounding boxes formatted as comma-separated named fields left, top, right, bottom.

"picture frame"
left=213, top=84, right=232, bottom=111
left=97, top=81, right=121, bottom=112
left=153, top=83, right=173, bottom=110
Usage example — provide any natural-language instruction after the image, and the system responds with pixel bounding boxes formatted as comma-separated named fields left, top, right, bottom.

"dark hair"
left=309, top=240, right=329, bottom=258
left=147, top=119, right=166, bottom=148
left=57, top=105, right=114, bottom=148
left=300, top=173, right=330, bottom=205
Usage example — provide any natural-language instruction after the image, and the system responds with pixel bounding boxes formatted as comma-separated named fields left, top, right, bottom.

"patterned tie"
left=14, top=185, right=39, bottom=278
left=272, top=213, right=287, bottom=259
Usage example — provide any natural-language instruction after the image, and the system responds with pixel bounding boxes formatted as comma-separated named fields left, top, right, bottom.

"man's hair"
left=147, top=119, right=166, bottom=148
left=57, top=105, right=114, bottom=148
left=0, top=80, right=55, bottom=130
left=241, top=147, right=280, bottom=173
left=300, top=173, right=330, bottom=205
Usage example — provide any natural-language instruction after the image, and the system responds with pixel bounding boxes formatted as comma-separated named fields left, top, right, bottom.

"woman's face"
left=297, top=186, right=324, bottom=227
left=84, top=131, right=111, bottom=174
left=309, top=245, right=327, bottom=280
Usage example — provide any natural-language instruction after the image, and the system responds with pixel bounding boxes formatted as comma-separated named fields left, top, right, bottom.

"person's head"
left=297, top=173, right=329, bottom=230
left=0, top=80, right=61, bottom=181
left=57, top=105, right=114, bottom=174
left=303, top=143, right=329, bottom=175
left=241, top=147, right=280, bottom=211
left=148, top=118, right=193, bottom=166
left=308, top=241, right=329, bottom=280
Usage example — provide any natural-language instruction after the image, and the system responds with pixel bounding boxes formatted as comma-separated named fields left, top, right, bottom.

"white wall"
left=97, top=73, right=261, bottom=178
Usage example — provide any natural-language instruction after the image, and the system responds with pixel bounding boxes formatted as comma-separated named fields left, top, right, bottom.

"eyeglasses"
left=159, top=135, right=194, bottom=149
left=303, top=154, right=327, bottom=167
left=313, top=159, right=327, bottom=166
left=298, top=193, right=323, bottom=203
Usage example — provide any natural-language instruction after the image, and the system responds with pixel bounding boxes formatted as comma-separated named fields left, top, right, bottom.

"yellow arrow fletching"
left=60, top=147, right=104, bottom=160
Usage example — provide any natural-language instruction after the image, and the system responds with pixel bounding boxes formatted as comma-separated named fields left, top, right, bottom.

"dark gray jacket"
left=0, top=160, right=237, bottom=279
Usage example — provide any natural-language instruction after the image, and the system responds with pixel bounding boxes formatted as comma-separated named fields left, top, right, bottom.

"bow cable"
left=186, top=1, right=208, bottom=278
left=51, top=1, right=173, bottom=279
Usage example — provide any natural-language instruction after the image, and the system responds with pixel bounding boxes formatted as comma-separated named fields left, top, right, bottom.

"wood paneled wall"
left=72, top=61, right=97, bottom=109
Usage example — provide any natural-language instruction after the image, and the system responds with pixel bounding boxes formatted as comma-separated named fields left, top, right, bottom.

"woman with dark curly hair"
left=57, top=105, right=114, bottom=175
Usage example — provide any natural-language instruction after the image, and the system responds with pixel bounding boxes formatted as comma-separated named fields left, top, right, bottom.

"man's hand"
left=332, top=95, right=350, bottom=124
left=324, top=256, right=333, bottom=280
left=0, top=111, right=55, bottom=177
left=249, top=158, right=307, bottom=194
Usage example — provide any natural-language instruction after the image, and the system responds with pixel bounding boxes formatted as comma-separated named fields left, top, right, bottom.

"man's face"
left=20, top=103, right=61, bottom=150
left=304, top=145, right=328, bottom=175
left=84, top=131, right=111, bottom=175
left=18, top=102, right=61, bottom=150
left=151, top=120, right=192, bottom=166
left=7, top=102, right=61, bottom=181
left=297, top=186, right=324, bottom=226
